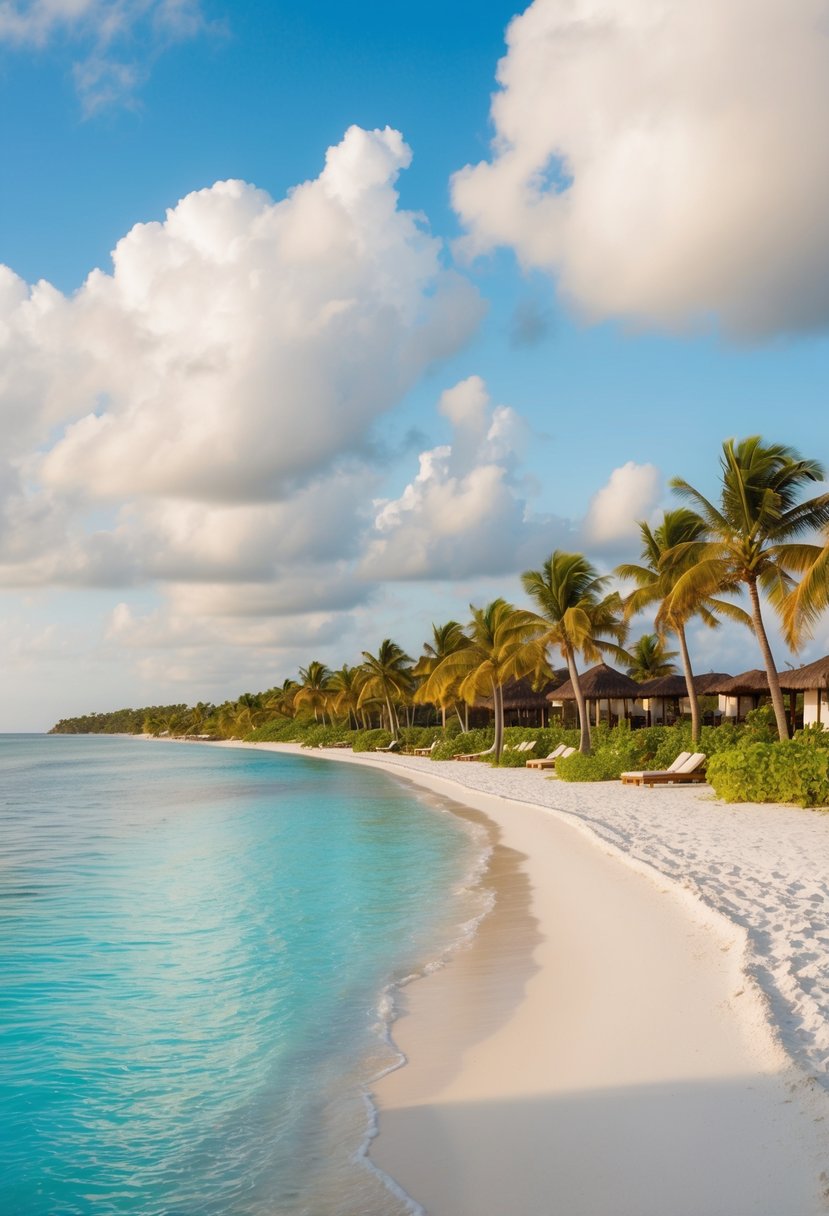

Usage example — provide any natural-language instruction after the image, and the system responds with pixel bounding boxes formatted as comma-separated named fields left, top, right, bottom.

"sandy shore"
left=215, top=742, right=829, bottom=1215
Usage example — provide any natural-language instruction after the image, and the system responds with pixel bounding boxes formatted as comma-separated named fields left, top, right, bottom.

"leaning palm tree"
left=294, top=662, right=333, bottom=724
left=416, top=599, right=544, bottom=761
left=623, top=634, right=679, bottom=682
left=668, top=437, right=829, bottom=741
left=782, top=537, right=829, bottom=651
left=328, top=665, right=363, bottom=730
left=616, top=509, right=750, bottom=742
left=265, top=679, right=300, bottom=720
left=359, top=640, right=415, bottom=739
left=413, top=621, right=471, bottom=728
left=521, top=551, right=627, bottom=755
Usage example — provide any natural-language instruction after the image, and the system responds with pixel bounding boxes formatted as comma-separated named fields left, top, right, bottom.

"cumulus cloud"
left=0, top=0, right=209, bottom=111
left=360, top=375, right=568, bottom=579
left=583, top=461, right=662, bottom=548
left=0, top=126, right=481, bottom=597
left=2, top=127, right=480, bottom=507
left=453, top=0, right=829, bottom=338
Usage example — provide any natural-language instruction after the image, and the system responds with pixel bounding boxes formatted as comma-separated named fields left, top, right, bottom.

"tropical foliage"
left=49, top=435, right=829, bottom=797
left=668, top=437, right=829, bottom=741
left=522, top=552, right=627, bottom=754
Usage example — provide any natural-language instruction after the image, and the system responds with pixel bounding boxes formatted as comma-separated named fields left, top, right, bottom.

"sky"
left=2, top=0, right=829, bottom=731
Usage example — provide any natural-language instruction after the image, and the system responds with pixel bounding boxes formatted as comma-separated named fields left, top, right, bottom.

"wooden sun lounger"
left=621, top=752, right=706, bottom=787
left=526, top=745, right=575, bottom=770
left=412, top=741, right=437, bottom=756
left=455, top=749, right=494, bottom=762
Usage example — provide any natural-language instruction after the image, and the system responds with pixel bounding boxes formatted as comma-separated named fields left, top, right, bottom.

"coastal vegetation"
left=48, top=436, right=829, bottom=806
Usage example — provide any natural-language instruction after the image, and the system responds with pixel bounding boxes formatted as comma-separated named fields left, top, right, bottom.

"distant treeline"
left=49, top=706, right=189, bottom=735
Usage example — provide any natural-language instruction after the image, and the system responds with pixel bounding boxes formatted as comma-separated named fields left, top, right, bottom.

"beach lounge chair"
left=525, top=743, right=566, bottom=769
left=526, top=744, right=574, bottom=770
left=412, top=740, right=437, bottom=757
left=374, top=739, right=400, bottom=753
left=620, top=752, right=691, bottom=784
left=621, top=752, right=707, bottom=787
left=454, top=748, right=495, bottom=762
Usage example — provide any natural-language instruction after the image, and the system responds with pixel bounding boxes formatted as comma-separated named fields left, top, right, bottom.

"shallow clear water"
left=0, top=736, right=485, bottom=1216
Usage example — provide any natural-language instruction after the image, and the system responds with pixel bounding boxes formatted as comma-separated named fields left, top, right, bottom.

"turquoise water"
left=0, top=736, right=486, bottom=1215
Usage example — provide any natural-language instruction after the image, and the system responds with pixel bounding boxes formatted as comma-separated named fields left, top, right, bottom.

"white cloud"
left=3, top=127, right=479, bottom=506
left=0, top=1, right=209, bottom=111
left=0, top=126, right=482, bottom=599
left=583, top=460, right=662, bottom=547
left=453, top=0, right=829, bottom=338
left=360, top=375, right=568, bottom=579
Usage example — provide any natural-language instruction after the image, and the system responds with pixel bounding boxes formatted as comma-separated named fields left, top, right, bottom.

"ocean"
left=0, top=735, right=488, bottom=1215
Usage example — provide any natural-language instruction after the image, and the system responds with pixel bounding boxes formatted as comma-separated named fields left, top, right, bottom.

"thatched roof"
left=481, top=671, right=568, bottom=710
left=694, top=671, right=733, bottom=694
left=708, top=669, right=769, bottom=694
left=638, top=674, right=690, bottom=698
left=779, top=656, right=829, bottom=691
left=709, top=668, right=802, bottom=695
left=548, top=663, right=642, bottom=701
left=638, top=672, right=733, bottom=698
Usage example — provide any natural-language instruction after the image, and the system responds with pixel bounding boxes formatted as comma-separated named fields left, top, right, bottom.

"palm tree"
left=521, top=552, right=627, bottom=755
left=294, top=662, right=333, bottom=724
left=265, top=679, right=300, bottom=720
left=623, top=634, right=679, bottom=682
left=669, top=437, right=829, bottom=741
left=616, top=509, right=750, bottom=742
left=781, top=539, right=829, bottom=652
left=328, top=665, right=363, bottom=729
left=416, top=599, right=544, bottom=761
left=413, top=621, right=471, bottom=728
left=359, top=640, right=415, bottom=739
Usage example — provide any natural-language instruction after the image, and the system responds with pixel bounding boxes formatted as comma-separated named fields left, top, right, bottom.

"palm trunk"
left=385, top=693, right=398, bottom=739
left=492, top=680, right=504, bottom=760
left=454, top=703, right=466, bottom=731
left=747, top=576, right=789, bottom=741
left=676, top=624, right=701, bottom=743
left=565, top=646, right=591, bottom=754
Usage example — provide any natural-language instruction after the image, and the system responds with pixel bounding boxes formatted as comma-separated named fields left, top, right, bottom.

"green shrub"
left=742, top=704, right=778, bottom=743
left=398, top=726, right=440, bottom=751
left=556, top=750, right=622, bottom=782
left=299, top=725, right=352, bottom=748
left=707, top=740, right=829, bottom=807
left=795, top=724, right=829, bottom=749
left=246, top=718, right=309, bottom=743
left=432, top=728, right=493, bottom=760
left=351, top=729, right=394, bottom=752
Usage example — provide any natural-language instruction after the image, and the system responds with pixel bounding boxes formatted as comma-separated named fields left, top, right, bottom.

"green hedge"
left=707, top=740, right=829, bottom=807
left=555, top=751, right=624, bottom=781
left=351, top=729, right=394, bottom=752
left=432, top=728, right=494, bottom=760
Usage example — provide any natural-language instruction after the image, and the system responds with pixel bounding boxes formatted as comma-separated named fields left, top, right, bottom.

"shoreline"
left=211, top=741, right=829, bottom=1214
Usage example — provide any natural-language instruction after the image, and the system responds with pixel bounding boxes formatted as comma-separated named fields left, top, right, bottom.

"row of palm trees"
left=127, top=437, right=829, bottom=756
left=268, top=437, right=829, bottom=758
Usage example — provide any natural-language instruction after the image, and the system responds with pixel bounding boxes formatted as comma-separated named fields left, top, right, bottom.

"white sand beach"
left=222, top=743, right=829, bottom=1215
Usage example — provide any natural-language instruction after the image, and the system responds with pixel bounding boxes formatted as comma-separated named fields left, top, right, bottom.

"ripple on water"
left=0, top=736, right=486, bottom=1216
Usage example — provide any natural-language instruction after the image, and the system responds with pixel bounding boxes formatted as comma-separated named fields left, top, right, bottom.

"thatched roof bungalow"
left=780, top=656, right=829, bottom=729
left=480, top=672, right=568, bottom=727
left=627, top=672, right=733, bottom=725
left=547, top=663, right=643, bottom=726
left=704, top=668, right=802, bottom=726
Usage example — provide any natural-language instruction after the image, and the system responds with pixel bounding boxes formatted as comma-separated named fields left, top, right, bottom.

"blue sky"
left=2, top=0, right=829, bottom=729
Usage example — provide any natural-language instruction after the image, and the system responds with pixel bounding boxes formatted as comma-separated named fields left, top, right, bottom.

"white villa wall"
left=803, top=689, right=829, bottom=729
